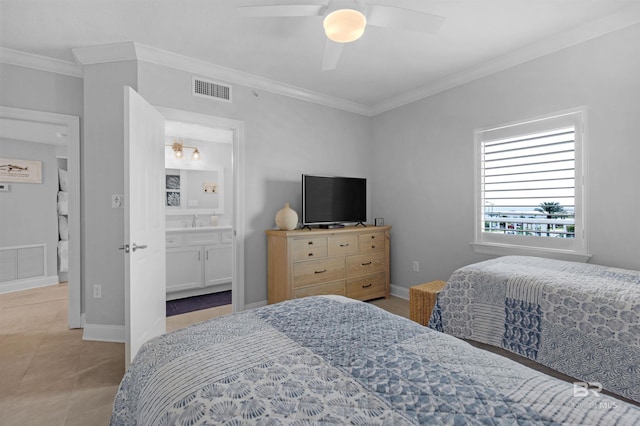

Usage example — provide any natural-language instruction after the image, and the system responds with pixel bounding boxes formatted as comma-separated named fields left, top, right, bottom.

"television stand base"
left=319, top=223, right=345, bottom=229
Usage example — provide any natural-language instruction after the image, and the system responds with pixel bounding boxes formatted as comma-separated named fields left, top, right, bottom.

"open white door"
left=124, top=87, right=166, bottom=367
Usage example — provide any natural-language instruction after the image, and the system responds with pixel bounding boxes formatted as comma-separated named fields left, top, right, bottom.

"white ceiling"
left=1, top=1, right=639, bottom=111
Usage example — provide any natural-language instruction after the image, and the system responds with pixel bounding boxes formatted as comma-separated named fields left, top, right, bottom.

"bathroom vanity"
left=165, top=226, right=232, bottom=300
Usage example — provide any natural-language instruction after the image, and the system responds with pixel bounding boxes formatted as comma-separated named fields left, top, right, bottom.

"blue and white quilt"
left=112, top=295, right=639, bottom=425
left=430, top=255, right=640, bottom=404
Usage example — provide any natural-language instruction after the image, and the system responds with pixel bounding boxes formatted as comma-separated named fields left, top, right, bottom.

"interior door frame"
left=156, top=107, right=245, bottom=313
left=0, top=106, right=82, bottom=328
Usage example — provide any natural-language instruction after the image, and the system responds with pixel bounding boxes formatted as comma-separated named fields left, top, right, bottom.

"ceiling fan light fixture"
left=323, top=8, right=366, bottom=43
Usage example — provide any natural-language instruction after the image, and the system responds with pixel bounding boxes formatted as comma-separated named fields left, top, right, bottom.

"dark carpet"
left=166, top=290, right=232, bottom=317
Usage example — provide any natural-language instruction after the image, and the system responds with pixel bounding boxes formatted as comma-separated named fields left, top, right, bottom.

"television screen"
left=302, top=175, right=366, bottom=225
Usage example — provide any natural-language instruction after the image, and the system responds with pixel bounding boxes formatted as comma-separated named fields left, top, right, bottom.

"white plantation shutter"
left=474, top=109, right=587, bottom=256
left=482, top=127, right=575, bottom=237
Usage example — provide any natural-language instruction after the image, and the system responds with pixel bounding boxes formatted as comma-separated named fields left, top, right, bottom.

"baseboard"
left=83, top=323, right=125, bottom=343
left=244, top=300, right=268, bottom=310
left=0, top=275, right=59, bottom=294
left=390, top=283, right=409, bottom=300
left=167, top=284, right=232, bottom=301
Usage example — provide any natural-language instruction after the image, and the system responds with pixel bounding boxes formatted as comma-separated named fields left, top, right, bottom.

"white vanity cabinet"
left=166, top=228, right=232, bottom=300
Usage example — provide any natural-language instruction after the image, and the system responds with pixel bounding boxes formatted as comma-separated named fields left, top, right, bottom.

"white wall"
left=82, top=61, right=138, bottom=326
left=370, top=23, right=640, bottom=289
left=0, top=63, right=82, bottom=288
left=0, top=138, right=59, bottom=277
left=137, top=62, right=373, bottom=306
left=0, top=63, right=83, bottom=116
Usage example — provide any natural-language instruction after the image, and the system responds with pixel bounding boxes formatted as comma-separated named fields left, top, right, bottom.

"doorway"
left=156, top=107, right=245, bottom=314
left=0, top=106, right=81, bottom=328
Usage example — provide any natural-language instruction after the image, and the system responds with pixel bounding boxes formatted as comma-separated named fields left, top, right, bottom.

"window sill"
left=470, top=242, right=591, bottom=263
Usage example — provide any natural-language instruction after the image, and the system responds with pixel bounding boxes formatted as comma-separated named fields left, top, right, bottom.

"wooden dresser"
left=266, top=225, right=391, bottom=304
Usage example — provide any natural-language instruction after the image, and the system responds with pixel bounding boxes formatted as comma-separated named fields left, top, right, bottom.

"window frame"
left=471, top=107, right=590, bottom=262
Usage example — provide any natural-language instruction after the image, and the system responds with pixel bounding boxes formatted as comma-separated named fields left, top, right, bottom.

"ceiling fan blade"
left=238, top=4, right=324, bottom=18
left=366, top=4, right=445, bottom=34
left=321, top=39, right=344, bottom=71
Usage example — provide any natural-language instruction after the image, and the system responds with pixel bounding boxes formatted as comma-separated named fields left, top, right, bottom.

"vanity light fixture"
left=167, top=140, right=201, bottom=161
left=191, top=148, right=201, bottom=161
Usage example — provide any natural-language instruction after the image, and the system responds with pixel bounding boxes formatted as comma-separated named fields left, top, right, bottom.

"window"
left=472, top=109, right=589, bottom=260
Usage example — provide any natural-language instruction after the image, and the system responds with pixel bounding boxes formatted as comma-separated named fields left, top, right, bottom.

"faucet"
left=192, top=213, right=198, bottom=227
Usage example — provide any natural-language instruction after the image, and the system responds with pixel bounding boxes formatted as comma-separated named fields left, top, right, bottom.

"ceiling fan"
left=237, top=0, right=445, bottom=71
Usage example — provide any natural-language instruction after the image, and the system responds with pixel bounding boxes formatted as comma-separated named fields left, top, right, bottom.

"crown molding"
left=3, top=3, right=639, bottom=117
left=0, top=47, right=82, bottom=78
left=73, top=42, right=372, bottom=116
left=370, top=4, right=640, bottom=116
left=72, top=42, right=138, bottom=65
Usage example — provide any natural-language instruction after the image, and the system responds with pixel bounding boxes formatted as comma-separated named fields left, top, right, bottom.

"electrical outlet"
left=412, top=261, right=420, bottom=272
left=93, top=284, right=102, bottom=299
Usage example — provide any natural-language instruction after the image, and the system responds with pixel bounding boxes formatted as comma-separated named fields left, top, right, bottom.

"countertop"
left=166, top=225, right=232, bottom=233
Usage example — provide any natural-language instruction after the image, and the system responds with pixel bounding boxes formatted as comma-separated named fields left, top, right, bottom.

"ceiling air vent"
left=192, top=77, right=232, bottom=102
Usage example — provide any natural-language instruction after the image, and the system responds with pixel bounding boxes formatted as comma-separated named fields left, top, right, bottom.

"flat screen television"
left=302, top=175, right=366, bottom=227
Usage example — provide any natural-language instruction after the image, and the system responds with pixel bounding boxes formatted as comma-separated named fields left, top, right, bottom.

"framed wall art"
left=0, top=158, right=42, bottom=183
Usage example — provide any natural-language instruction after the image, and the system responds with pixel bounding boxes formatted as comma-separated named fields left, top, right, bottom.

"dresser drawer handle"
left=340, top=243, right=349, bottom=247
left=371, top=236, right=375, bottom=239
left=362, top=283, right=372, bottom=288
left=371, top=245, right=376, bottom=249
left=308, top=241, right=314, bottom=245
left=308, top=253, right=314, bottom=257
left=361, top=261, right=372, bottom=266
left=314, top=269, right=327, bottom=274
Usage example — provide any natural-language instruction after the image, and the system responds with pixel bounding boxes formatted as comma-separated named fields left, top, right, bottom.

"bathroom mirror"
left=164, top=167, right=224, bottom=215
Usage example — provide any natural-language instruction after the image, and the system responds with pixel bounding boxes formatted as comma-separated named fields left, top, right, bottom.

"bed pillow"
left=57, top=191, right=69, bottom=215
left=59, top=215, right=69, bottom=241
left=59, top=168, right=68, bottom=192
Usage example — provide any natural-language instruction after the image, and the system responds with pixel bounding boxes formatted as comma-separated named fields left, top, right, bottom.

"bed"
left=429, top=255, right=640, bottom=404
left=111, top=295, right=639, bottom=425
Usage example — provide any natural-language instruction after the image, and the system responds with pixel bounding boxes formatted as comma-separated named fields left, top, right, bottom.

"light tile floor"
left=0, top=284, right=236, bottom=426
left=0, top=284, right=410, bottom=425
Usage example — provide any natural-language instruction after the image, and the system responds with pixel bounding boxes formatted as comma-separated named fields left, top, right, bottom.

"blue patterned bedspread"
left=112, top=295, right=640, bottom=425
left=430, top=255, right=640, bottom=404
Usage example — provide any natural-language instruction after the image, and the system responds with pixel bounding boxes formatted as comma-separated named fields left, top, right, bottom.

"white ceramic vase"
left=275, top=203, right=298, bottom=230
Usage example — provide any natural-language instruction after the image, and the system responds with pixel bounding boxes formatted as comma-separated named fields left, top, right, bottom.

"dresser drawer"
left=294, top=280, right=345, bottom=298
left=293, top=257, right=345, bottom=288
left=292, top=237, right=328, bottom=261
left=359, top=232, right=385, bottom=252
left=345, top=251, right=386, bottom=278
left=346, top=272, right=386, bottom=300
left=328, top=234, right=358, bottom=256
left=266, top=226, right=391, bottom=305
left=166, top=234, right=185, bottom=248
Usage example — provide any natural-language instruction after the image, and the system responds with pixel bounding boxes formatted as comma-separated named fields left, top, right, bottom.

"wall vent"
left=192, top=77, right=232, bottom=102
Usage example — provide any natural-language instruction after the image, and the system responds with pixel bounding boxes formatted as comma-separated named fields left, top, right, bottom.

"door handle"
left=131, top=243, right=148, bottom=252
left=118, top=245, right=130, bottom=253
